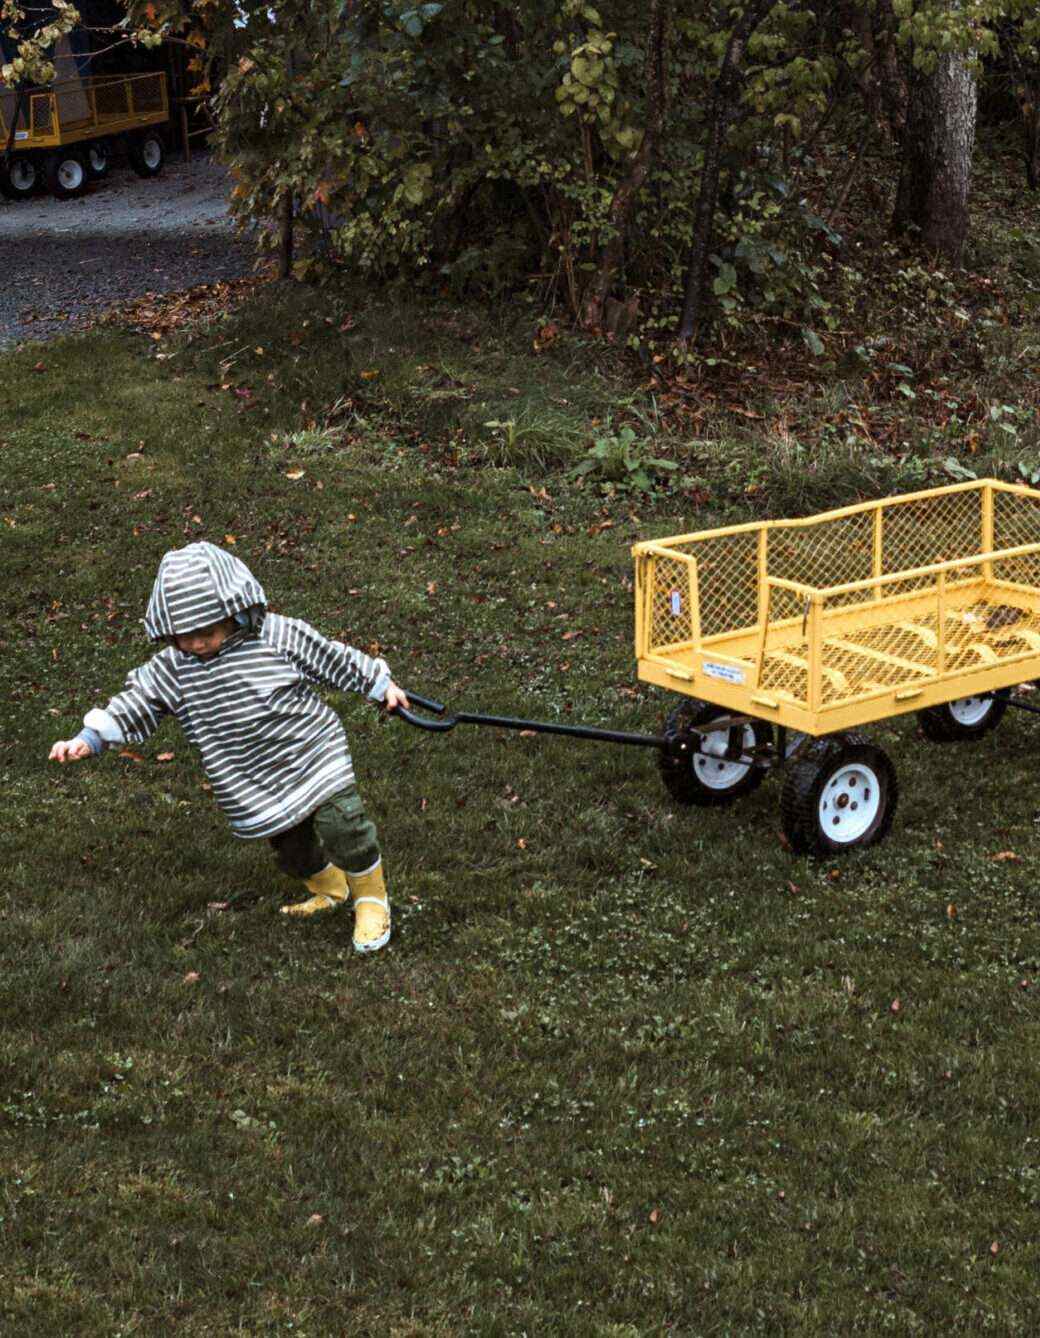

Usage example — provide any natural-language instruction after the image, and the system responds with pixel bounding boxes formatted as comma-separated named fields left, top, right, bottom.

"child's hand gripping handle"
left=388, top=690, right=458, bottom=733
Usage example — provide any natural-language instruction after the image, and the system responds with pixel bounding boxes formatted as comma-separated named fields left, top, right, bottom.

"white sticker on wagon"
left=669, top=589, right=682, bottom=616
left=15, top=131, right=28, bottom=140
left=703, top=661, right=746, bottom=686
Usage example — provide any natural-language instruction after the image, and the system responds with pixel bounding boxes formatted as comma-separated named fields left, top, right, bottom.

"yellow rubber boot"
left=347, top=861, right=391, bottom=954
left=281, top=863, right=348, bottom=917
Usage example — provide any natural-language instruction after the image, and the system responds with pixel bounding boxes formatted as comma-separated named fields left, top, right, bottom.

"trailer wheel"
left=46, top=148, right=89, bottom=199
left=659, top=699, right=772, bottom=807
left=128, top=131, right=165, bottom=178
left=85, top=140, right=110, bottom=180
left=780, top=733, right=897, bottom=857
left=0, top=155, right=41, bottom=200
left=917, top=691, right=1008, bottom=743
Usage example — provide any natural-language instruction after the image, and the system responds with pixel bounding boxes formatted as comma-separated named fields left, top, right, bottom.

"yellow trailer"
left=633, top=479, right=1040, bottom=853
left=1, top=71, right=168, bottom=200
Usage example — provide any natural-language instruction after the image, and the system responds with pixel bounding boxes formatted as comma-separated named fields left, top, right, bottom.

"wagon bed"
left=633, top=479, right=1040, bottom=736
left=1, top=72, right=168, bottom=152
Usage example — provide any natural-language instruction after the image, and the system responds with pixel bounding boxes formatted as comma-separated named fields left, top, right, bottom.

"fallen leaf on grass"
left=230, top=1109, right=265, bottom=1133
left=993, top=851, right=1021, bottom=862
left=306, top=1213, right=324, bottom=1227
left=890, top=998, right=901, bottom=1014
left=183, top=971, right=200, bottom=984
left=156, top=752, right=175, bottom=762
left=649, top=1208, right=662, bottom=1225
left=285, top=468, right=305, bottom=480
left=118, top=749, right=144, bottom=763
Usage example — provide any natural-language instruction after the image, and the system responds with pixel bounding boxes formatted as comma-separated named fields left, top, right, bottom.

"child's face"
left=174, top=618, right=236, bottom=660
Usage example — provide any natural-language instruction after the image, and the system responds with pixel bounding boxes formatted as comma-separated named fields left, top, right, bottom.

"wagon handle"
left=390, top=689, right=667, bottom=749
left=389, top=690, right=452, bottom=731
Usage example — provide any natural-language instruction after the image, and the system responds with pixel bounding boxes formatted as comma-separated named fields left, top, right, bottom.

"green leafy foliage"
left=570, top=424, right=679, bottom=494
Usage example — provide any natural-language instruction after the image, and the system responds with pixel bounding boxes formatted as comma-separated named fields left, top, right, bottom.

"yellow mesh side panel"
left=687, top=530, right=759, bottom=638
left=993, top=490, right=1040, bottom=588
left=131, top=74, right=165, bottom=114
left=768, top=510, right=874, bottom=603
left=94, top=81, right=132, bottom=122
left=759, top=584, right=810, bottom=704
left=29, top=93, right=53, bottom=135
left=879, top=489, right=981, bottom=573
left=648, top=554, right=693, bottom=651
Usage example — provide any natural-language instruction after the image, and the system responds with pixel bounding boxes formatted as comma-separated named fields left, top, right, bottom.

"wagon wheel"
left=917, top=690, right=1008, bottom=743
left=46, top=148, right=89, bottom=199
left=85, top=140, right=110, bottom=180
left=780, top=733, right=898, bottom=857
left=659, top=699, right=772, bottom=808
left=128, top=131, right=165, bottom=178
left=0, top=155, right=41, bottom=200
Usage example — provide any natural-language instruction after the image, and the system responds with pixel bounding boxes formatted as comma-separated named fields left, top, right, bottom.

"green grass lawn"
left=3, top=281, right=1040, bottom=1334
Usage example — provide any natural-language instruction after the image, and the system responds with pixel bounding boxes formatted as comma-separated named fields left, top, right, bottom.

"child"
left=48, top=541, right=408, bottom=954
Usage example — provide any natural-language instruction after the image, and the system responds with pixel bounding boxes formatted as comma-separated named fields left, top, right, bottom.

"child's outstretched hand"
left=49, top=738, right=92, bottom=764
left=383, top=683, right=410, bottom=713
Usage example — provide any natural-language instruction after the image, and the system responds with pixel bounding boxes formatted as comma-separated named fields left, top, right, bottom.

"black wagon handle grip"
left=401, top=690, right=446, bottom=715
left=389, top=688, right=457, bottom=732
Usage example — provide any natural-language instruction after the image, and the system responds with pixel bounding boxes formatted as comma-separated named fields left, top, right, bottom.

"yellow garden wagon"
left=632, top=478, right=1040, bottom=853
left=0, top=70, right=168, bottom=200
left=392, top=478, right=1040, bottom=857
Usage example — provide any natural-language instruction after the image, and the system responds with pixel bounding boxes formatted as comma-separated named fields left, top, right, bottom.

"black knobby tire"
left=0, top=154, right=41, bottom=200
left=780, top=732, right=898, bottom=857
left=46, top=148, right=89, bottom=199
left=659, top=698, right=772, bottom=808
left=85, top=140, right=110, bottom=180
left=128, top=131, right=165, bottom=178
left=917, top=690, right=1008, bottom=743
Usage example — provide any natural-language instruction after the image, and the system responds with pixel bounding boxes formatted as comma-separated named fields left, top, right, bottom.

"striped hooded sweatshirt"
left=83, top=543, right=391, bottom=839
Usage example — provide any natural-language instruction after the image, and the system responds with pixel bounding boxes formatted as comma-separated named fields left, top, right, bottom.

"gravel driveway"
left=1, top=154, right=254, bottom=347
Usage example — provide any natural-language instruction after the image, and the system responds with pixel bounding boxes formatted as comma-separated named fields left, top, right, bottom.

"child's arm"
left=48, top=654, right=179, bottom=763
left=268, top=615, right=408, bottom=707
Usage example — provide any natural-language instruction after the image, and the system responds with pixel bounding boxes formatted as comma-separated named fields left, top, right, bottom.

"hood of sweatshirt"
left=144, top=542, right=267, bottom=642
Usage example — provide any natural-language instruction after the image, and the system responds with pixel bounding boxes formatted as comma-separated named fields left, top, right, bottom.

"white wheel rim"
left=693, top=724, right=756, bottom=791
left=819, top=762, right=882, bottom=844
left=142, top=139, right=162, bottom=169
left=58, top=159, right=84, bottom=191
left=948, top=695, right=992, bottom=727
left=11, top=160, right=34, bottom=190
left=90, top=146, right=106, bottom=171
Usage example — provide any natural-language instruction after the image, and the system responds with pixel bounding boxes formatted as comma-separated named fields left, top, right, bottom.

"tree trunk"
left=580, top=0, right=668, bottom=331
left=872, top=0, right=908, bottom=142
left=677, top=1, right=772, bottom=343
left=278, top=193, right=295, bottom=279
left=892, top=51, right=978, bottom=264
left=1019, top=80, right=1040, bottom=190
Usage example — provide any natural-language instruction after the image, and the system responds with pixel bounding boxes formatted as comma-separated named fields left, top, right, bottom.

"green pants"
left=269, top=786, right=380, bottom=880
